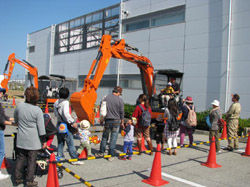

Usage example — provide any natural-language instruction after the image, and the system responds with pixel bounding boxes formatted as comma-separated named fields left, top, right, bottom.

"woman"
left=209, top=100, right=221, bottom=153
left=164, top=98, right=180, bottom=155
left=132, top=94, right=153, bottom=155
left=180, top=96, right=195, bottom=146
left=0, top=88, right=14, bottom=181
left=14, top=86, right=46, bottom=187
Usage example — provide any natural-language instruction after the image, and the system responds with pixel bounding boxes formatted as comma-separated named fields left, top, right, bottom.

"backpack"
left=138, top=104, right=151, bottom=127
left=168, top=113, right=180, bottom=131
left=185, top=105, right=197, bottom=127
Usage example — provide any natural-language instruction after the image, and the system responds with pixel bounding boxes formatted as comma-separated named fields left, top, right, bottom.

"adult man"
left=224, top=94, right=241, bottom=151
left=96, top=86, right=124, bottom=161
left=54, top=87, right=83, bottom=165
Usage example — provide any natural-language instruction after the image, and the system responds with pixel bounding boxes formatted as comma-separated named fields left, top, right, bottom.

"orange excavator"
left=1, top=53, right=38, bottom=100
left=71, top=35, right=183, bottom=124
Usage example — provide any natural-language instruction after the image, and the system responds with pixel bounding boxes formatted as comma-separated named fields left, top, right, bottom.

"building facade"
left=26, top=0, right=250, bottom=118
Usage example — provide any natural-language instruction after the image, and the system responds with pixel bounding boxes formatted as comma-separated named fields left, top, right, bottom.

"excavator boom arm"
left=70, top=35, right=154, bottom=124
left=1, top=53, right=38, bottom=91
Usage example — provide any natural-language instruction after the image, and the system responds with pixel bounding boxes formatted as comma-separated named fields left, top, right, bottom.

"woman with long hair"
left=132, top=94, right=153, bottom=155
left=164, top=98, right=180, bottom=155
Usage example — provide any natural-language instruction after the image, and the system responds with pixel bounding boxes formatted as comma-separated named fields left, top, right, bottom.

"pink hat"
left=185, top=96, right=193, bottom=103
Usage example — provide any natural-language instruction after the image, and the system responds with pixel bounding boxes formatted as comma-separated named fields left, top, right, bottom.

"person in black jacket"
left=0, top=88, right=14, bottom=180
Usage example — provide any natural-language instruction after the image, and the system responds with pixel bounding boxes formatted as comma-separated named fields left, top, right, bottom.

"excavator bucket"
left=70, top=89, right=97, bottom=125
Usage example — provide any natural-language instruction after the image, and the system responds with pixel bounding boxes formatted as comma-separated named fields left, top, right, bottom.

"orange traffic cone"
left=242, top=132, right=250, bottom=157
left=201, top=136, right=222, bottom=168
left=220, top=121, right=227, bottom=139
left=142, top=144, right=169, bottom=186
left=133, top=134, right=148, bottom=152
left=79, top=148, right=88, bottom=159
left=12, top=96, right=16, bottom=106
left=45, top=102, right=49, bottom=114
left=46, top=153, right=59, bottom=187
left=1, top=157, right=11, bottom=169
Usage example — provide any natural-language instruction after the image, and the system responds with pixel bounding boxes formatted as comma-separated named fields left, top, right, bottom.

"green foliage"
left=124, top=103, right=136, bottom=118
left=196, top=110, right=210, bottom=131
left=123, top=103, right=250, bottom=134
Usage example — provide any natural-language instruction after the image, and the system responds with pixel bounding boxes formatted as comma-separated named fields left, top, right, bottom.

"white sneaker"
left=0, top=172, right=10, bottom=180
left=71, top=161, right=84, bottom=165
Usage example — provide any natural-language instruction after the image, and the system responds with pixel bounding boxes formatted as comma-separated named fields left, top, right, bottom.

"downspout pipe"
left=225, top=0, right=232, bottom=112
left=117, top=0, right=123, bottom=86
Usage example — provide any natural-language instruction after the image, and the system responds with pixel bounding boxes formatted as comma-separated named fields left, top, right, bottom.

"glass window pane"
left=86, top=15, right=92, bottom=24
left=70, top=29, right=82, bottom=36
left=105, top=18, right=119, bottom=28
left=93, top=12, right=103, bottom=22
left=87, top=23, right=102, bottom=32
left=59, top=23, right=68, bottom=32
left=59, top=32, right=68, bottom=39
left=70, top=35, right=82, bottom=45
left=125, top=20, right=149, bottom=32
left=151, top=8, right=185, bottom=27
left=87, top=31, right=102, bottom=41
left=105, top=9, right=111, bottom=18
left=111, top=7, right=119, bottom=17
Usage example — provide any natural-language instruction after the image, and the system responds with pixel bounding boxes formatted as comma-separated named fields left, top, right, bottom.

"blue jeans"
left=0, top=130, right=5, bottom=167
left=100, top=121, right=120, bottom=156
left=57, top=130, right=78, bottom=159
left=123, top=141, right=133, bottom=158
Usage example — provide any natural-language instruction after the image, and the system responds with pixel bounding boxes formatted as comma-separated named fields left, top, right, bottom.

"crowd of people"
left=0, top=84, right=242, bottom=186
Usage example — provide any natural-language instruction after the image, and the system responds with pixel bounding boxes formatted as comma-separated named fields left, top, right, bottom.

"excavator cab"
left=150, top=69, right=183, bottom=113
left=38, top=74, right=77, bottom=109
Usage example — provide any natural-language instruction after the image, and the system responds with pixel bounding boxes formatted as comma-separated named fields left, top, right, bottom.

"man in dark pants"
left=96, top=86, right=124, bottom=161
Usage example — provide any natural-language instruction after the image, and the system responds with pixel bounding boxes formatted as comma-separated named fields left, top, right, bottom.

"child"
left=119, top=118, right=134, bottom=160
left=77, top=120, right=92, bottom=157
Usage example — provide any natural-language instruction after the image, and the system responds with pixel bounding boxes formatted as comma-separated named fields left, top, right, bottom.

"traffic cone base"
left=201, top=136, right=221, bottom=168
left=241, top=153, right=250, bottom=157
left=79, top=148, right=88, bottom=159
left=142, top=144, right=169, bottom=186
left=142, top=178, right=169, bottom=186
left=1, top=157, right=11, bottom=169
left=201, top=162, right=222, bottom=168
left=133, top=135, right=148, bottom=151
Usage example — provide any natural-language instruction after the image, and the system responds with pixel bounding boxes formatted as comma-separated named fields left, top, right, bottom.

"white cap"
left=167, top=82, right=172, bottom=86
left=211, top=100, right=220, bottom=107
left=80, top=120, right=90, bottom=129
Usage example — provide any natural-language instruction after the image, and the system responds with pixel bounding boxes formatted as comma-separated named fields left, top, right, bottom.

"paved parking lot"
left=0, top=100, right=249, bottom=187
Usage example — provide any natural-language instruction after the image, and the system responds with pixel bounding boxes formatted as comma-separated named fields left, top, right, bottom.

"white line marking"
left=161, top=172, right=206, bottom=187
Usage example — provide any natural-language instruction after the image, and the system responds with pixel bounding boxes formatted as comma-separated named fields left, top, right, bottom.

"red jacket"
left=132, top=104, right=152, bottom=128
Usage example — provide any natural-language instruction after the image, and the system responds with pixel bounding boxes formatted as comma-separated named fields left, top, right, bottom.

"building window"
left=29, top=46, right=35, bottom=53
left=125, top=20, right=149, bottom=32
left=55, top=4, right=120, bottom=54
left=124, top=5, right=185, bottom=32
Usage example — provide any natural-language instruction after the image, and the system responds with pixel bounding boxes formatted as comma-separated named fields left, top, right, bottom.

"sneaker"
left=95, top=152, right=104, bottom=157
left=26, top=181, right=38, bottom=187
left=118, top=156, right=127, bottom=160
left=108, top=157, right=114, bottom=162
left=71, top=161, right=84, bottom=165
left=216, top=150, right=222, bottom=153
left=223, top=147, right=233, bottom=151
left=0, top=172, right=10, bottom=180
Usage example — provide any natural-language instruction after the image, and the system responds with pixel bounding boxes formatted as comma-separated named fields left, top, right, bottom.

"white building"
left=26, top=0, right=250, bottom=118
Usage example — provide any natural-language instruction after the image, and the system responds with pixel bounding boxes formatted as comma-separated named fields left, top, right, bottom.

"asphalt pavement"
left=0, top=99, right=249, bottom=187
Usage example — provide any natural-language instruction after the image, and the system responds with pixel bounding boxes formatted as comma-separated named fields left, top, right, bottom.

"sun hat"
left=185, top=96, right=193, bottom=103
left=211, top=99, right=220, bottom=107
left=80, top=120, right=90, bottom=129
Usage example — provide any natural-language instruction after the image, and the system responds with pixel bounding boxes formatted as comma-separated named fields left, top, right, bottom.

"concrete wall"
left=27, top=27, right=52, bottom=76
